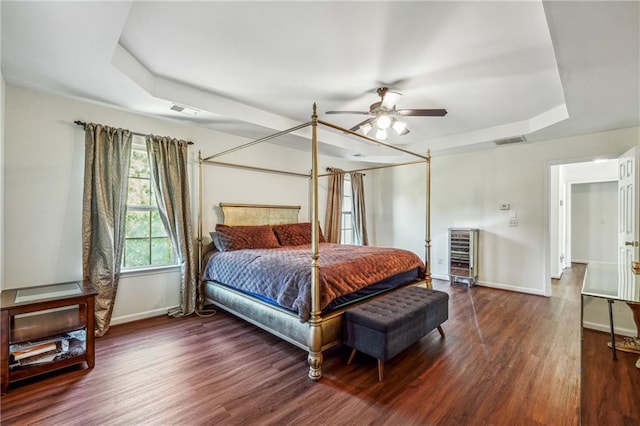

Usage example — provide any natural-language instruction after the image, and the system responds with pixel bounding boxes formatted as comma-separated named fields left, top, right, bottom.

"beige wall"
left=3, top=85, right=355, bottom=323
left=367, top=126, right=640, bottom=297
left=4, top=83, right=640, bottom=325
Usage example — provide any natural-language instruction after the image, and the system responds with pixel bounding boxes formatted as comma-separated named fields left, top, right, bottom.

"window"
left=340, top=175, right=354, bottom=244
left=122, top=143, right=176, bottom=269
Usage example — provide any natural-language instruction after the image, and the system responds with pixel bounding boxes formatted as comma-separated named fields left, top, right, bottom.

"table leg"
left=1, top=310, right=10, bottom=394
left=608, top=299, right=617, bottom=361
left=627, top=303, right=640, bottom=338
left=627, top=303, right=640, bottom=369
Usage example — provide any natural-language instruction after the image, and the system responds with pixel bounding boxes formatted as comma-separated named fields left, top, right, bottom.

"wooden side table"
left=1, top=280, right=98, bottom=393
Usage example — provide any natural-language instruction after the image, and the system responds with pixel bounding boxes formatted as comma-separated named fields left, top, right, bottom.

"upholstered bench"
left=343, top=286, right=449, bottom=381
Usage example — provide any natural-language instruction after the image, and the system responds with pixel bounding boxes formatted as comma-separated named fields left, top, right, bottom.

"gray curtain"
left=350, top=172, right=369, bottom=246
left=324, top=168, right=344, bottom=243
left=146, top=135, right=197, bottom=316
left=82, top=123, right=132, bottom=337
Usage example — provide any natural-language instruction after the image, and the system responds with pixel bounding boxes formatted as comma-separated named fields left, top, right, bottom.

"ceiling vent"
left=170, top=104, right=199, bottom=116
left=494, top=135, right=527, bottom=146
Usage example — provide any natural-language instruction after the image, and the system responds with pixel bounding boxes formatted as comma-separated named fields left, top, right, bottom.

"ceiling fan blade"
left=396, top=108, right=448, bottom=117
left=349, top=117, right=376, bottom=132
left=381, top=91, right=402, bottom=110
left=325, top=110, right=371, bottom=115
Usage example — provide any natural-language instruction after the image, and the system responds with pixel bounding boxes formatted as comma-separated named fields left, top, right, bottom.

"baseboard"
left=431, top=274, right=547, bottom=297
left=477, top=281, right=547, bottom=296
left=583, top=320, right=636, bottom=338
left=431, top=273, right=450, bottom=281
left=110, top=306, right=178, bottom=325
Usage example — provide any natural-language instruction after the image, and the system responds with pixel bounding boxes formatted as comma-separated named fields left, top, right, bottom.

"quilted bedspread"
left=201, top=243, right=425, bottom=322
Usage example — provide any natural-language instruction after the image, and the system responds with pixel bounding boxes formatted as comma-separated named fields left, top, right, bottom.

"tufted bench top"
left=344, top=286, right=447, bottom=332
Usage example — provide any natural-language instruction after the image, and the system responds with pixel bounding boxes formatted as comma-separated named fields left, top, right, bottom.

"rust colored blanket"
left=201, top=243, right=425, bottom=321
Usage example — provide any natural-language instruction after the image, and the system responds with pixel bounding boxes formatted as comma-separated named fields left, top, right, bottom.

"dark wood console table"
left=1, top=280, right=97, bottom=393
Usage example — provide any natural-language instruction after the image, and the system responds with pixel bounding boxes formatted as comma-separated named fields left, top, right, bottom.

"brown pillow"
left=214, top=224, right=281, bottom=251
left=272, top=222, right=325, bottom=246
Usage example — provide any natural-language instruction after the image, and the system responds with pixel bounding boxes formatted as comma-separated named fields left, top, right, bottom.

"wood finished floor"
left=582, top=329, right=640, bottom=424
left=0, top=264, right=629, bottom=425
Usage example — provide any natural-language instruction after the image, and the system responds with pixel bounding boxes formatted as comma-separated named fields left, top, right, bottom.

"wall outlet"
left=509, top=218, right=518, bottom=227
left=438, top=257, right=444, bottom=264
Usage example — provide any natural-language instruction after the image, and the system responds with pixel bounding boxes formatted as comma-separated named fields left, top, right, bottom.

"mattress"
left=201, top=243, right=425, bottom=321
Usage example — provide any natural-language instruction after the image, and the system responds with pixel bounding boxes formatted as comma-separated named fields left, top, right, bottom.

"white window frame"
left=122, top=140, right=178, bottom=271
left=340, top=175, right=355, bottom=244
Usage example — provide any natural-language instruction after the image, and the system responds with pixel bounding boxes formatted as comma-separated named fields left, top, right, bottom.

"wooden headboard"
left=220, top=203, right=301, bottom=226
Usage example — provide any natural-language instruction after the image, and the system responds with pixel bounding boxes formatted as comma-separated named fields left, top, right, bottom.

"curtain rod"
left=322, top=160, right=427, bottom=177
left=325, top=167, right=366, bottom=176
left=74, top=121, right=194, bottom=145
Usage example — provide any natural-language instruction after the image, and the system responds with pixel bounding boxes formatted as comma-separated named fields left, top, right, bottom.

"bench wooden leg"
left=437, top=325, right=445, bottom=338
left=378, top=359, right=384, bottom=382
left=347, top=348, right=357, bottom=365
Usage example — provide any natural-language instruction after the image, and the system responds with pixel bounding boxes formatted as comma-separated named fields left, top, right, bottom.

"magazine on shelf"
left=11, top=341, right=61, bottom=360
left=14, top=349, right=60, bottom=365
left=9, top=330, right=87, bottom=368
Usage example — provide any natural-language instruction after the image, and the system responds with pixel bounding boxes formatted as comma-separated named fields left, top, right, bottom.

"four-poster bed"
left=197, top=105, right=432, bottom=380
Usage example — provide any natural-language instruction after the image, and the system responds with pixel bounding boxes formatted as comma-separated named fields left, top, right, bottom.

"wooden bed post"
left=197, top=150, right=205, bottom=310
left=308, top=103, right=323, bottom=380
left=425, top=149, right=432, bottom=289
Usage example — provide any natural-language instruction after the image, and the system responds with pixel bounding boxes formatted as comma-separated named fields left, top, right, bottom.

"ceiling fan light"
left=392, top=119, right=409, bottom=135
left=359, top=122, right=372, bottom=135
left=376, top=128, right=388, bottom=140
left=376, top=115, right=391, bottom=129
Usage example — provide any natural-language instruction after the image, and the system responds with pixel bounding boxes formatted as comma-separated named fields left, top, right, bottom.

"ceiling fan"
left=326, top=87, right=447, bottom=140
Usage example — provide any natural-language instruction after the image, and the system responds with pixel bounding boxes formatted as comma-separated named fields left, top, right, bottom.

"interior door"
left=618, top=146, right=639, bottom=300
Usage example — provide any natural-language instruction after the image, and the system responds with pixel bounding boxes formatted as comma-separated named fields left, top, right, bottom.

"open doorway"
left=548, top=159, right=618, bottom=287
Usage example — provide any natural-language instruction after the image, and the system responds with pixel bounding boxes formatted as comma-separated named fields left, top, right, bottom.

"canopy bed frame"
left=197, top=104, right=432, bottom=380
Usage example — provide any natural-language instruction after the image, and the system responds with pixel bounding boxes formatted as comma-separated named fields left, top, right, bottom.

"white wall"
left=571, top=181, right=617, bottom=263
left=0, top=75, right=4, bottom=289
left=0, top=1, right=5, bottom=289
left=562, top=160, right=618, bottom=182
left=368, top=126, right=640, bottom=296
left=3, top=85, right=355, bottom=323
